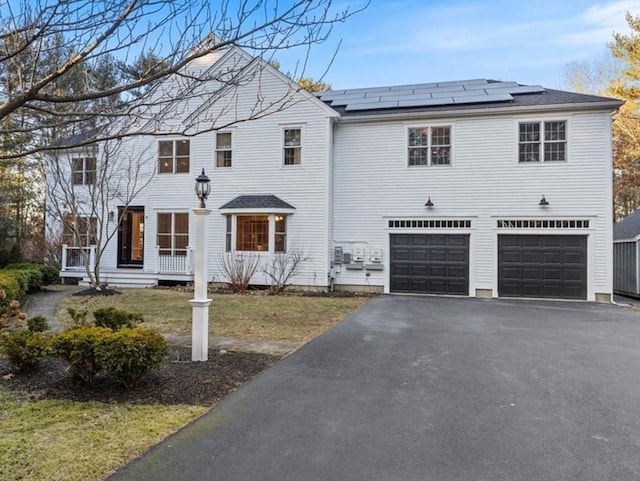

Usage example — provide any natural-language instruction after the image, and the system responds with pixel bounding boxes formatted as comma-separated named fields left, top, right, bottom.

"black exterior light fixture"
left=425, top=196, right=434, bottom=208
left=539, top=195, right=549, bottom=206
left=195, top=168, right=211, bottom=208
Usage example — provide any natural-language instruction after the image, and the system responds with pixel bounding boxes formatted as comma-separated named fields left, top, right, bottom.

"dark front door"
left=390, top=234, right=470, bottom=295
left=498, top=234, right=587, bottom=300
left=117, top=206, right=145, bottom=267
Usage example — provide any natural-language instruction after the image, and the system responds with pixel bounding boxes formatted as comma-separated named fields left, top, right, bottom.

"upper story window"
left=519, top=121, right=566, bottom=163
left=158, top=139, right=190, bottom=174
left=408, top=127, right=451, bottom=166
left=216, top=132, right=232, bottom=168
left=283, top=128, right=302, bottom=165
left=72, top=157, right=96, bottom=185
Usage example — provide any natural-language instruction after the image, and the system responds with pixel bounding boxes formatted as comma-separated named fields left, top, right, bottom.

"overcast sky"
left=278, top=0, right=639, bottom=90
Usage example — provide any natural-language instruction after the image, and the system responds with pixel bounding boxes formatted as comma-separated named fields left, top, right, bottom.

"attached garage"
left=498, top=235, right=587, bottom=300
left=390, top=234, right=469, bottom=295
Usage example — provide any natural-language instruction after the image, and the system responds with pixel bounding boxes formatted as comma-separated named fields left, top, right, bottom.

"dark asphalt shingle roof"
left=219, top=195, right=295, bottom=210
left=614, top=210, right=640, bottom=240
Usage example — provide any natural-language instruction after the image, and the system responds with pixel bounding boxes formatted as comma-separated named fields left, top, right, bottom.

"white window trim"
left=281, top=125, right=305, bottom=167
left=406, top=124, right=454, bottom=167
left=71, top=157, right=96, bottom=186
left=224, top=213, right=289, bottom=254
left=516, top=118, right=570, bottom=165
left=158, top=139, right=191, bottom=174
left=156, top=211, right=190, bottom=256
left=215, top=130, right=234, bottom=169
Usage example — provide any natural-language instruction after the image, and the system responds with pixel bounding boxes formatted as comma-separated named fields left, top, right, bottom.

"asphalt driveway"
left=109, top=296, right=640, bottom=481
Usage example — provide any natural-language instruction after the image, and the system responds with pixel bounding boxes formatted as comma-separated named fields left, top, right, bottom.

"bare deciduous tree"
left=1, top=0, right=365, bottom=159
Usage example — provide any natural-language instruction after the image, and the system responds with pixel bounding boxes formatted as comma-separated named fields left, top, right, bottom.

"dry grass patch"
left=0, top=387, right=206, bottom=481
left=60, top=289, right=370, bottom=343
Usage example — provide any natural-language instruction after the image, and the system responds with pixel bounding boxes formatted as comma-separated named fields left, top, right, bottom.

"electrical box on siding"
left=334, top=246, right=344, bottom=264
left=370, top=247, right=383, bottom=263
left=353, top=245, right=365, bottom=262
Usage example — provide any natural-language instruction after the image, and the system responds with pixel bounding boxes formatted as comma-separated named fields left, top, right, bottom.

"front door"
left=117, top=206, right=144, bottom=267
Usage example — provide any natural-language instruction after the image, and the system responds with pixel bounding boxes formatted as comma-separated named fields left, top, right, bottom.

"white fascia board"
left=219, top=207, right=296, bottom=215
left=336, top=101, right=623, bottom=124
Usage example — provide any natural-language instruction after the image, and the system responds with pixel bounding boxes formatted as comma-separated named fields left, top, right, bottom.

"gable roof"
left=219, top=194, right=295, bottom=210
left=614, top=210, right=640, bottom=241
left=317, top=79, right=622, bottom=117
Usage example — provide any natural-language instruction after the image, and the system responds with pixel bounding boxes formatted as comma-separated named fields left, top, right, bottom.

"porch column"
left=189, top=207, right=211, bottom=361
left=61, top=244, right=68, bottom=271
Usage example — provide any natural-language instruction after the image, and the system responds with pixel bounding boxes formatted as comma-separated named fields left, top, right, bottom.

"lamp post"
left=190, top=168, right=211, bottom=361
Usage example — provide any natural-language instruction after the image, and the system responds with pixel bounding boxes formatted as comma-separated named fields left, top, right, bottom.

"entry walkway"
left=108, top=295, right=640, bottom=481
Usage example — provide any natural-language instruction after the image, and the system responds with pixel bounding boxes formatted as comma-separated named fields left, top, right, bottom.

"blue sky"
left=278, top=0, right=639, bottom=90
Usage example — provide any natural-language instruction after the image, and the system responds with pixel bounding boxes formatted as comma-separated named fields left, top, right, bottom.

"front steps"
left=78, top=269, right=159, bottom=288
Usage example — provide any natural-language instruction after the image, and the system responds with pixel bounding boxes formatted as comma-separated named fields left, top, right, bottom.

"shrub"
left=66, top=307, right=89, bottom=327
left=5, top=263, right=59, bottom=285
left=96, top=328, right=168, bottom=388
left=27, top=316, right=49, bottom=332
left=0, top=330, right=49, bottom=371
left=0, top=271, right=25, bottom=303
left=93, top=307, right=144, bottom=330
left=48, top=327, right=112, bottom=383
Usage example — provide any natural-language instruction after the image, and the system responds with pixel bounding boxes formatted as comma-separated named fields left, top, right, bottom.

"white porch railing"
left=61, top=244, right=96, bottom=271
left=156, top=246, right=193, bottom=274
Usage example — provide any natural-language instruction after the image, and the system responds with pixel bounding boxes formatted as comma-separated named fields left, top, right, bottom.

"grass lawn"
left=0, top=387, right=207, bottom=481
left=3, top=289, right=371, bottom=481
left=59, top=289, right=371, bottom=343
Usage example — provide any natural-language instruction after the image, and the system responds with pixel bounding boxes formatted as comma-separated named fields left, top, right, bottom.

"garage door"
left=390, top=234, right=469, bottom=295
left=498, top=235, right=587, bottom=300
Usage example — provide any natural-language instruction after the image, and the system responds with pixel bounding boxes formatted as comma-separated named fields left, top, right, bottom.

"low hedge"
left=4, top=263, right=59, bottom=285
left=0, top=263, right=60, bottom=310
left=0, top=271, right=22, bottom=303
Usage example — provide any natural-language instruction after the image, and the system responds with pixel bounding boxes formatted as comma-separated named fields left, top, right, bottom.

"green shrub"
left=6, top=267, right=43, bottom=291
left=93, top=307, right=144, bottom=330
left=0, top=271, right=25, bottom=303
left=27, top=316, right=49, bottom=332
left=0, top=330, right=49, bottom=371
left=66, top=307, right=89, bottom=327
left=48, top=327, right=112, bottom=383
left=96, top=328, right=168, bottom=388
left=5, top=263, right=59, bottom=285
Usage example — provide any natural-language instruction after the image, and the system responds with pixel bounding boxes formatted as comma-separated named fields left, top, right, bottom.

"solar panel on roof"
left=320, top=79, right=545, bottom=112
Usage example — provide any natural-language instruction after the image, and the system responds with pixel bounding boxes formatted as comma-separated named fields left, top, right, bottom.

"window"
left=158, top=140, right=190, bottom=174
left=216, top=132, right=232, bottom=168
left=72, top=157, right=96, bottom=185
left=408, top=127, right=451, bottom=166
left=283, top=128, right=302, bottom=165
left=519, top=121, right=566, bottom=163
left=157, top=213, right=188, bottom=256
left=227, top=214, right=288, bottom=252
left=236, top=215, right=269, bottom=251
left=275, top=215, right=286, bottom=253
left=63, top=216, right=97, bottom=247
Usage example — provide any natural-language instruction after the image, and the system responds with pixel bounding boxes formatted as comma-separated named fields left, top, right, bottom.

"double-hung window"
left=157, top=213, right=188, bottom=256
left=518, top=121, right=566, bottom=163
left=216, top=132, right=232, bottom=168
left=63, top=215, right=97, bottom=247
left=158, top=140, right=190, bottom=174
left=283, top=128, right=302, bottom=165
left=72, top=157, right=96, bottom=185
left=408, top=127, right=451, bottom=166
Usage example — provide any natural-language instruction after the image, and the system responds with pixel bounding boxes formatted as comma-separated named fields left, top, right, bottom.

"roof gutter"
left=334, top=100, right=624, bottom=123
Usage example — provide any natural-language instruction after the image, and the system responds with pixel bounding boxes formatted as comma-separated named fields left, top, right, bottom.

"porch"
left=60, top=245, right=195, bottom=287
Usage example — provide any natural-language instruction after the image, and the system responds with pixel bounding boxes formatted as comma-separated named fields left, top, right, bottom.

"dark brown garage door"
left=390, top=234, right=469, bottom=295
left=498, top=235, right=587, bottom=300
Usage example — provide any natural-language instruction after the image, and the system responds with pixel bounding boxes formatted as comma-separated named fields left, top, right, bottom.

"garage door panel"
left=498, top=235, right=587, bottom=300
left=390, top=234, right=469, bottom=296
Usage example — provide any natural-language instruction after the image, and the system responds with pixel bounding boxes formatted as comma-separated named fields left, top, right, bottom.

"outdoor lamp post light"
left=190, top=168, right=212, bottom=361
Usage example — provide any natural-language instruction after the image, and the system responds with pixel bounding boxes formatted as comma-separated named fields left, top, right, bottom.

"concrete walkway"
left=108, top=295, right=640, bottom=481
left=21, top=284, right=81, bottom=332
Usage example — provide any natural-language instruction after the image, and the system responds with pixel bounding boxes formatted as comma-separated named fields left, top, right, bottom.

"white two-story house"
left=51, top=45, right=621, bottom=301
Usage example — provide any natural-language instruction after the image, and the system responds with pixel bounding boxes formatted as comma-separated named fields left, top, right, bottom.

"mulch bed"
left=0, top=346, right=279, bottom=406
